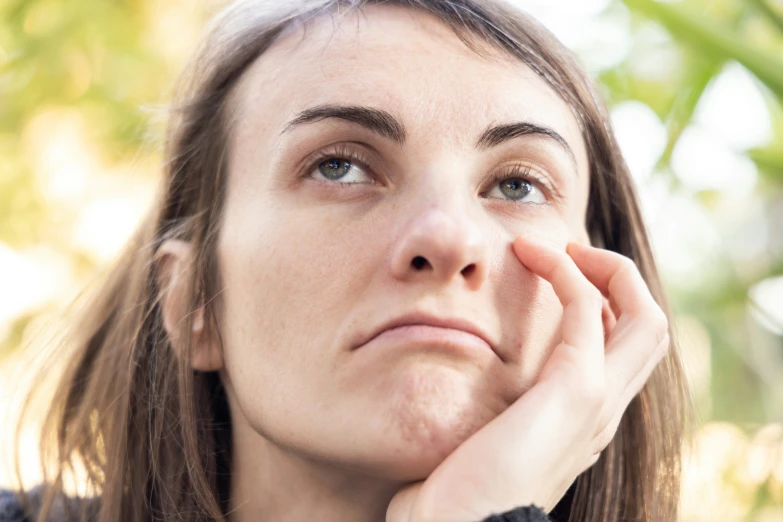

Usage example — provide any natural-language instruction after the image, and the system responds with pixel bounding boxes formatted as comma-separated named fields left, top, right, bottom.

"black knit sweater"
left=0, top=486, right=553, bottom=522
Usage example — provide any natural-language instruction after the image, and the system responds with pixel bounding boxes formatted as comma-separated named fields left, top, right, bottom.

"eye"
left=311, top=156, right=374, bottom=184
left=485, top=169, right=547, bottom=204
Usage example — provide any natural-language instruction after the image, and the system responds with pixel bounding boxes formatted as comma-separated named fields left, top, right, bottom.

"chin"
left=371, top=362, right=497, bottom=480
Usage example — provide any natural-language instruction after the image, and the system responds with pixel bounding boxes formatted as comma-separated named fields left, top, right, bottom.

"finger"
left=600, top=286, right=669, bottom=381
left=563, top=243, right=672, bottom=433
left=386, top=482, right=423, bottom=522
left=565, top=242, right=657, bottom=317
left=590, top=305, right=668, bottom=412
left=513, top=236, right=604, bottom=368
left=566, top=240, right=669, bottom=376
left=606, top=294, right=622, bottom=322
left=593, top=329, right=670, bottom=448
left=601, top=297, right=617, bottom=344
left=582, top=452, right=601, bottom=474
left=606, top=331, right=670, bottom=424
left=594, top=334, right=668, bottom=457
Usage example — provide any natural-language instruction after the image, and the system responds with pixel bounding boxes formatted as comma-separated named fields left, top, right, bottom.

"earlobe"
left=190, top=305, right=224, bottom=371
left=155, top=239, right=224, bottom=372
left=155, top=239, right=192, bottom=344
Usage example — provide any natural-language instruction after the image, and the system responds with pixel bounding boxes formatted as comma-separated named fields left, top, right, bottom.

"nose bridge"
left=407, top=159, right=476, bottom=227
left=412, top=194, right=479, bottom=248
left=389, top=177, right=490, bottom=288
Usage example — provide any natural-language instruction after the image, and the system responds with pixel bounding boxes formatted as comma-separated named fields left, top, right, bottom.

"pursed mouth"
left=354, top=312, right=501, bottom=361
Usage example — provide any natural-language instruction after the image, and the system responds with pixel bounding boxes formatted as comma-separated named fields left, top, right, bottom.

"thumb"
left=386, top=482, right=424, bottom=522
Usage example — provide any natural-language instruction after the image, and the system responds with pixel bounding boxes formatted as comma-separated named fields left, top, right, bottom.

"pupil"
left=501, top=178, right=531, bottom=200
left=319, top=158, right=351, bottom=179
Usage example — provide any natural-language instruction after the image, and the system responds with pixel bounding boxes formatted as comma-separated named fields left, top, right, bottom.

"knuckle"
left=582, top=285, right=604, bottom=310
left=560, top=372, right=606, bottom=409
left=599, top=394, right=620, bottom=427
left=652, top=309, right=669, bottom=345
left=590, top=452, right=602, bottom=467
left=580, top=377, right=607, bottom=406
left=656, top=332, right=671, bottom=360
left=640, top=306, right=668, bottom=342
left=655, top=309, right=669, bottom=331
left=617, top=256, right=641, bottom=287
left=618, top=255, right=638, bottom=275
left=593, top=427, right=615, bottom=453
left=581, top=452, right=602, bottom=474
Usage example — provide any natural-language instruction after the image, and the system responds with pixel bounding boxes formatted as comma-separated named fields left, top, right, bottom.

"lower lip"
left=359, top=325, right=494, bottom=356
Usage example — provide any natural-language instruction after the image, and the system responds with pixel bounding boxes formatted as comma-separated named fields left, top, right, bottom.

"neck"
left=228, top=420, right=405, bottom=522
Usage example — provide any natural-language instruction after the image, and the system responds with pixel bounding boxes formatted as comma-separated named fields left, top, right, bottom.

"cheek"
left=517, top=285, right=563, bottom=380
left=215, top=198, right=386, bottom=371
left=213, top=197, right=411, bottom=461
left=490, top=246, right=564, bottom=395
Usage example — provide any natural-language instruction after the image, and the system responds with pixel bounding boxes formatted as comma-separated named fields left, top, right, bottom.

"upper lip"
left=354, top=312, right=500, bottom=359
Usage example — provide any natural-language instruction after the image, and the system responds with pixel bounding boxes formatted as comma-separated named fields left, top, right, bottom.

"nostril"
left=411, top=256, right=430, bottom=270
left=461, top=264, right=476, bottom=277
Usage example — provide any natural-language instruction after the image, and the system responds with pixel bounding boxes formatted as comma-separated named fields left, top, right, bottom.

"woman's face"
left=216, top=5, right=590, bottom=481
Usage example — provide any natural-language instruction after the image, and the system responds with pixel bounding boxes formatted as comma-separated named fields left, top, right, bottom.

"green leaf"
left=748, top=147, right=783, bottom=179
left=749, top=0, right=783, bottom=35
left=622, top=0, right=783, bottom=99
left=657, top=54, right=723, bottom=169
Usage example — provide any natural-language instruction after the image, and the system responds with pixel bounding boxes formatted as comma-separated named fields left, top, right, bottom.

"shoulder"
left=0, top=485, right=98, bottom=522
left=0, top=488, right=28, bottom=522
left=483, top=506, right=551, bottom=522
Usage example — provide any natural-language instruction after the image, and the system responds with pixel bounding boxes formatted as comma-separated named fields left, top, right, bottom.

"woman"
left=1, top=0, right=691, bottom=521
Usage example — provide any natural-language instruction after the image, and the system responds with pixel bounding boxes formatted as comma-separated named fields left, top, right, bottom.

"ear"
left=155, top=239, right=224, bottom=372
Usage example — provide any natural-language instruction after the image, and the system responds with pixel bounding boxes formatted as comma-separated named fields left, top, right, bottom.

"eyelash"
left=482, top=165, right=554, bottom=203
left=305, top=145, right=376, bottom=184
left=304, top=145, right=557, bottom=202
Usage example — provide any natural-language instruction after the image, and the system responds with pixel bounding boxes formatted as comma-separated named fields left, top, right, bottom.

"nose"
left=389, top=202, right=490, bottom=290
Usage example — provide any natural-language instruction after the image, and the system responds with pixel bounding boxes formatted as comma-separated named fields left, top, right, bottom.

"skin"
left=156, top=5, right=668, bottom=522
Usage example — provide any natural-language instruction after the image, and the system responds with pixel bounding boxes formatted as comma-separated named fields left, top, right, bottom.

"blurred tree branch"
left=622, top=0, right=783, bottom=99
left=657, top=56, right=722, bottom=170
left=749, top=0, right=783, bottom=34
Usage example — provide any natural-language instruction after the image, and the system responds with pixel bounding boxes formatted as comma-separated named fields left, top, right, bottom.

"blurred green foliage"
left=1, top=0, right=171, bottom=248
left=615, top=0, right=783, bottom=421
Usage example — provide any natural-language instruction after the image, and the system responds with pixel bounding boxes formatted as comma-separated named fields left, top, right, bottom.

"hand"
left=386, top=236, right=670, bottom=522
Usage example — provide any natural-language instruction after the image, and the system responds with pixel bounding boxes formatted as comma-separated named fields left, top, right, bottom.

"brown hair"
left=8, top=1, right=692, bottom=521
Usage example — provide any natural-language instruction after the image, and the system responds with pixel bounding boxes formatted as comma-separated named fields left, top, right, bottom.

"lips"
left=354, top=312, right=500, bottom=360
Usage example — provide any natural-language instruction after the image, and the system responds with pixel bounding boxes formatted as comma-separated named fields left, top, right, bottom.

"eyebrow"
left=283, top=104, right=406, bottom=144
left=282, top=103, right=576, bottom=168
left=475, top=122, right=577, bottom=168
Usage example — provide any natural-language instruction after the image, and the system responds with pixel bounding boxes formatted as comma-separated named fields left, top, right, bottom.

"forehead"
left=231, top=4, right=588, bottom=174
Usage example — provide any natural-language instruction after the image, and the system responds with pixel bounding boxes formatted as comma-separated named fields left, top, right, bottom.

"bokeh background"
left=1, top=0, right=782, bottom=520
